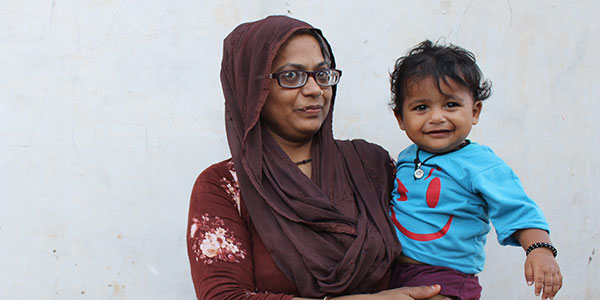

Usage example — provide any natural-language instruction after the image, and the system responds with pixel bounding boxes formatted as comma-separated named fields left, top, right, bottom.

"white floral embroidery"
left=190, top=214, right=246, bottom=264
left=222, top=160, right=241, bottom=215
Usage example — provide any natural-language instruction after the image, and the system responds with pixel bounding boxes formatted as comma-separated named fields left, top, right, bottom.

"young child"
left=388, top=40, right=562, bottom=300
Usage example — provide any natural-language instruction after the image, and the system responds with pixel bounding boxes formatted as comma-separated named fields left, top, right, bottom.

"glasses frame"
left=269, top=69, right=342, bottom=88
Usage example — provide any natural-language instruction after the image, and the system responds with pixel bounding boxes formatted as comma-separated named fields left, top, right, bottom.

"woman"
left=187, top=15, right=442, bottom=300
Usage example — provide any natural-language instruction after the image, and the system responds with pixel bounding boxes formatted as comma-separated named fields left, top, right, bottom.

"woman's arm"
left=290, top=285, right=443, bottom=300
left=187, top=163, right=294, bottom=300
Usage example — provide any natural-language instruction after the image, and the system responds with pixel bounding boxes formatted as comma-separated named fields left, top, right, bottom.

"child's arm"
left=513, top=229, right=562, bottom=299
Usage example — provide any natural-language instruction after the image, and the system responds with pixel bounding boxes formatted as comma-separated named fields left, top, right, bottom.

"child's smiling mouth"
left=424, top=129, right=453, bottom=137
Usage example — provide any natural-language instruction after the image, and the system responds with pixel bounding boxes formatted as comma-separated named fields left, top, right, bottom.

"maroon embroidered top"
left=187, top=159, right=392, bottom=300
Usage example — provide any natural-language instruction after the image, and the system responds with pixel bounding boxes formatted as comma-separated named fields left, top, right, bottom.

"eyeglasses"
left=269, top=69, right=342, bottom=88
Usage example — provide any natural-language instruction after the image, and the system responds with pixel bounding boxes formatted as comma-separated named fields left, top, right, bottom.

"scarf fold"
left=221, top=15, right=400, bottom=297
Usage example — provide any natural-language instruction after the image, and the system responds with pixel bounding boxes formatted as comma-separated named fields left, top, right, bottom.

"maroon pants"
left=390, top=263, right=482, bottom=300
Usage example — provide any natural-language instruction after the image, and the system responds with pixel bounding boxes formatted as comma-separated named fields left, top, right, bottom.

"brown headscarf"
left=221, top=15, right=400, bottom=297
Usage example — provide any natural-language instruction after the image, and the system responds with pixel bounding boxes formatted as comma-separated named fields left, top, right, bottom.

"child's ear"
left=394, top=111, right=406, bottom=130
left=472, top=100, right=482, bottom=125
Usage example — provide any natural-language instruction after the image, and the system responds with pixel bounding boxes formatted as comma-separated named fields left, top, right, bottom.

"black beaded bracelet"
left=525, top=242, right=557, bottom=257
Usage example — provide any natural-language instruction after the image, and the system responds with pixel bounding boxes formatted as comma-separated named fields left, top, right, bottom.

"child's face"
left=395, top=76, right=482, bottom=154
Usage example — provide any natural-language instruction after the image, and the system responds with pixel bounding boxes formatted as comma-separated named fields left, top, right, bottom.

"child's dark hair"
left=390, top=40, right=491, bottom=117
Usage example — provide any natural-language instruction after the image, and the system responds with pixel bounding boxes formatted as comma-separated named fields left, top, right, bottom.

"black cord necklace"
left=414, top=140, right=470, bottom=179
left=294, top=158, right=312, bottom=165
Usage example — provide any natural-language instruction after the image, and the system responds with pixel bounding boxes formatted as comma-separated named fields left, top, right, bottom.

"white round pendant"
left=414, top=168, right=424, bottom=179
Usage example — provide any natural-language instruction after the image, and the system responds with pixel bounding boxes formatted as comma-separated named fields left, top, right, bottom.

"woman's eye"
left=315, top=70, right=328, bottom=77
left=281, top=72, right=298, bottom=79
left=315, top=70, right=329, bottom=81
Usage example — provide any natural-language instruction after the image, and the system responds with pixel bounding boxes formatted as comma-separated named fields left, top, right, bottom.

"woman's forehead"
left=271, top=34, right=326, bottom=71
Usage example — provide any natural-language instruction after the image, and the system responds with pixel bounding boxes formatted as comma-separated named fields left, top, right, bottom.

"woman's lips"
left=297, top=105, right=323, bottom=114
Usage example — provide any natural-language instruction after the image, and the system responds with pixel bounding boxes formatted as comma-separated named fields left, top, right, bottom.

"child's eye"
left=414, top=105, right=428, bottom=111
left=446, top=102, right=461, bottom=108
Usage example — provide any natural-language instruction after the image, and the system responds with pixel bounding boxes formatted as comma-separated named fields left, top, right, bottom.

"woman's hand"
left=524, top=248, right=562, bottom=299
left=293, top=285, right=444, bottom=300
left=372, top=285, right=444, bottom=299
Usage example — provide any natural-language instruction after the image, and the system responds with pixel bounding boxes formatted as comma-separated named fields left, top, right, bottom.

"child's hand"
left=524, top=248, right=562, bottom=299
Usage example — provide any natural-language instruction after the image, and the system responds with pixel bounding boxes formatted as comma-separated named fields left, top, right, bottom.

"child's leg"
left=425, top=295, right=458, bottom=300
left=390, top=263, right=481, bottom=300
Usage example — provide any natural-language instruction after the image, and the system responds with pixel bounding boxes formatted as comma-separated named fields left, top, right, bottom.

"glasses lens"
left=274, top=69, right=340, bottom=88
left=315, top=69, right=340, bottom=86
left=278, top=71, right=306, bottom=88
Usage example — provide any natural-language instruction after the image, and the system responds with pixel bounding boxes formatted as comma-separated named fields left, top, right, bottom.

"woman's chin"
left=288, top=130, right=320, bottom=143
left=285, top=123, right=325, bottom=142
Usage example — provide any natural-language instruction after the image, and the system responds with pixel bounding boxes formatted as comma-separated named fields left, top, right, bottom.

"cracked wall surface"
left=0, top=1, right=598, bottom=299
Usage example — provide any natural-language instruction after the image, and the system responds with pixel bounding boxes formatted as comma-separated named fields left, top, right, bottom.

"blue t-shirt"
left=390, top=142, right=549, bottom=274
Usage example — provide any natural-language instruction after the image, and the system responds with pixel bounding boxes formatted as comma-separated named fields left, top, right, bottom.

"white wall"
left=1, top=1, right=598, bottom=299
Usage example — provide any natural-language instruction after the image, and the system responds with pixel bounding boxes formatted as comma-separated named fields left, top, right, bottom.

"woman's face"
left=261, top=33, right=332, bottom=144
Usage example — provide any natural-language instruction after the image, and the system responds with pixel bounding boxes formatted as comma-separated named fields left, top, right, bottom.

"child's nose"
left=429, top=108, right=446, bottom=123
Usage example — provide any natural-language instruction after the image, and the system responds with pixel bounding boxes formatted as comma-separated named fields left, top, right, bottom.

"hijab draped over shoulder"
left=221, top=15, right=400, bottom=297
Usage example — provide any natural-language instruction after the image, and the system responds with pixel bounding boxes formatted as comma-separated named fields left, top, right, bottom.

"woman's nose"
left=301, top=76, right=323, bottom=97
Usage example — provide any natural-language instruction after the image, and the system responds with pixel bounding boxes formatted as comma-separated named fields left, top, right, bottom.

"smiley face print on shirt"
left=391, top=167, right=454, bottom=242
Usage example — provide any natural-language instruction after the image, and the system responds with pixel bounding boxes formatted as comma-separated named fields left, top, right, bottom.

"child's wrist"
left=525, top=242, right=557, bottom=257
